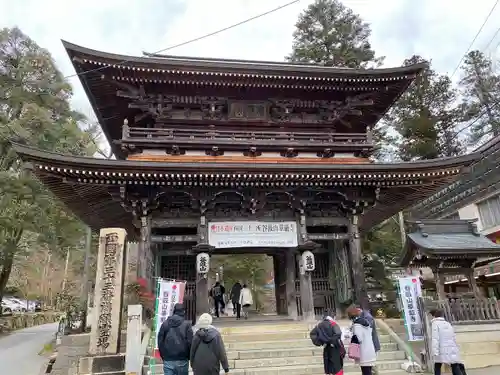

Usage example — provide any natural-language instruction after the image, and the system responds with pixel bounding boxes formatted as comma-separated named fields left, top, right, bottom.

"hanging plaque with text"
left=208, top=221, right=298, bottom=249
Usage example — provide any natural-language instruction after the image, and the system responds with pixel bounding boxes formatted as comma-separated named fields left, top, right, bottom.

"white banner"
left=208, top=221, right=298, bottom=249
left=154, top=279, right=186, bottom=349
left=398, top=277, right=424, bottom=342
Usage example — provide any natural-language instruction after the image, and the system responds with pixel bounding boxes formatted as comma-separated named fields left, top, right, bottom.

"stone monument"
left=89, top=228, right=127, bottom=355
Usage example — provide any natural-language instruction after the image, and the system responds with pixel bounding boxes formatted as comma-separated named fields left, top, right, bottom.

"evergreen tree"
left=287, top=0, right=384, bottom=68
left=288, top=0, right=390, bottom=159
left=0, top=27, right=97, bottom=303
left=459, top=50, right=500, bottom=143
left=388, top=55, right=464, bottom=160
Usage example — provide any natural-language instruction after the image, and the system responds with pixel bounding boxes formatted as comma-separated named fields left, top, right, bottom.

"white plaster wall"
left=454, top=323, right=500, bottom=368
left=457, top=204, right=482, bottom=229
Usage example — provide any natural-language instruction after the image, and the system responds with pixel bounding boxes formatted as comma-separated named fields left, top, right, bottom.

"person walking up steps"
left=309, top=310, right=345, bottom=375
left=157, top=303, right=193, bottom=375
left=430, top=309, right=466, bottom=375
left=229, top=281, right=242, bottom=320
left=190, top=313, right=230, bottom=375
left=347, top=307, right=377, bottom=375
left=210, top=282, right=225, bottom=318
left=239, top=284, right=253, bottom=319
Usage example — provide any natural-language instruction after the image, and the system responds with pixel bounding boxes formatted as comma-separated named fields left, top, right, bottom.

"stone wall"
left=0, top=311, right=60, bottom=332
left=455, top=323, right=500, bottom=368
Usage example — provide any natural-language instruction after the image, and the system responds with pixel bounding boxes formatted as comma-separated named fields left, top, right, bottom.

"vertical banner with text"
left=398, top=276, right=424, bottom=341
left=154, top=279, right=186, bottom=352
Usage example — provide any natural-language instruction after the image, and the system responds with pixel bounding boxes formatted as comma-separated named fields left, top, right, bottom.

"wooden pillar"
left=140, top=215, right=153, bottom=292
left=196, top=250, right=209, bottom=318
left=297, top=253, right=315, bottom=321
left=466, top=268, right=480, bottom=297
left=348, top=214, right=369, bottom=310
left=285, top=249, right=298, bottom=320
left=273, top=254, right=282, bottom=315
left=434, top=270, right=446, bottom=300
left=89, top=228, right=127, bottom=355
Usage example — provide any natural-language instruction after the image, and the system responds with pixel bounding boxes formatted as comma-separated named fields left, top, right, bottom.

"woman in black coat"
left=310, top=312, right=345, bottom=375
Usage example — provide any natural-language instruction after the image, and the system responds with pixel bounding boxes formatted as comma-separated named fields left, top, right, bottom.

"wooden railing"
left=121, top=125, right=372, bottom=146
left=424, top=297, right=500, bottom=324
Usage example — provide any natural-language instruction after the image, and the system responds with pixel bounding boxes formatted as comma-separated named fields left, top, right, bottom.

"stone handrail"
left=377, top=319, right=423, bottom=368
left=139, top=325, right=151, bottom=371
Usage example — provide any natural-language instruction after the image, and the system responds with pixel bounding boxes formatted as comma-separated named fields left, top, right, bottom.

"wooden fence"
left=422, top=297, right=500, bottom=323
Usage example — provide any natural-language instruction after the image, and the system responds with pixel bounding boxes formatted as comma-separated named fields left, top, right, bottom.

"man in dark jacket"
left=190, top=313, right=229, bottom=375
left=229, top=281, right=242, bottom=319
left=157, top=303, right=193, bottom=375
left=209, top=282, right=225, bottom=318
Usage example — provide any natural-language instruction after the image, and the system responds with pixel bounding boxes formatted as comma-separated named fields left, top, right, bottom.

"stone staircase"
left=144, top=318, right=409, bottom=375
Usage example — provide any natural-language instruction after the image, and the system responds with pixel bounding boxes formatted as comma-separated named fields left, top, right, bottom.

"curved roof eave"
left=13, top=143, right=479, bottom=173
left=62, top=40, right=428, bottom=77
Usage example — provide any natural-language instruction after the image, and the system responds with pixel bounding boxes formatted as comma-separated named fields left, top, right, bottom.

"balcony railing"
left=120, top=125, right=373, bottom=150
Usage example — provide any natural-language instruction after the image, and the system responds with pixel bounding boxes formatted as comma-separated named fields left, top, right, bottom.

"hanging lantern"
left=196, top=253, right=210, bottom=274
left=301, top=250, right=315, bottom=272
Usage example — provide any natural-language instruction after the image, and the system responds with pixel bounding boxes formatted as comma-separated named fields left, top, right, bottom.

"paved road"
left=469, top=366, right=500, bottom=375
left=0, top=322, right=58, bottom=375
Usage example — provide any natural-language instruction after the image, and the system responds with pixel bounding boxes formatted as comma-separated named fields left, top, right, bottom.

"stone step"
left=225, top=338, right=398, bottom=351
left=219, top=322, right=315, bottom=335
left=231, top=355, right=404, bottom=370
left=227, top=347, right=405, bottom=361
left=146, top=361, right=406, bottom=375
left=222, top=330, right=393, bottom=343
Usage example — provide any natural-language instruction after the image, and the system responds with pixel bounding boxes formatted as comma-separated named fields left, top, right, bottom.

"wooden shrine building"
left=400, top=219, right=500, bottom=299
left=13, top=42, right=482, bottom=324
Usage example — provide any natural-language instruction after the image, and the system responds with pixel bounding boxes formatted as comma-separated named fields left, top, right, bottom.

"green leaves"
left=387, top=55, right=465, bottom=161
left=287, top=0, right=383, bottom=68
left=459, top=50, right=500, bottom=143
left=0, top=27, right=98, bottom=300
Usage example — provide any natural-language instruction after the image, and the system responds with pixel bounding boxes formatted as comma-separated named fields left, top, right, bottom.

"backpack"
left=213, top=285, right=222, bottom=297
left=163, top=324, right=188, bottom=357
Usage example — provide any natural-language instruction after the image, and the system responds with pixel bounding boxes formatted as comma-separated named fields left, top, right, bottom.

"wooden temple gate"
left=12, top=41, right=484, bottom=335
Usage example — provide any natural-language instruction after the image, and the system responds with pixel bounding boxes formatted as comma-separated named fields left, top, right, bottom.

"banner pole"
left=148, top=277, right=161, bottom=375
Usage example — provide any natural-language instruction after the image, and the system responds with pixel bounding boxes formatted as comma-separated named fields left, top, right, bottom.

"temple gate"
left=14, top=42, right=481, bottom=330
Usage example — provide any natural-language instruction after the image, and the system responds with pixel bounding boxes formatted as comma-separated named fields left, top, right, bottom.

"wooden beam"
left=152, top=218, right=198, bottom=228
left=151, top=235, right=198, bottom=243
left=309, top=233, right=349, bottom=240
left=306, top=217, right=348, bottom=226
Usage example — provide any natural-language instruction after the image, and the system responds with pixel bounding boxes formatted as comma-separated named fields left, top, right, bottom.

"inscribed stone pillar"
left=125, top=304, right=142, bottom=375
left=297, top=253, right=315, bottom=321
left=348, top=215, right=369, bottom=310
left=89, top=228, right=127, bottom=355
left=285, top=250, right=298, bottom=320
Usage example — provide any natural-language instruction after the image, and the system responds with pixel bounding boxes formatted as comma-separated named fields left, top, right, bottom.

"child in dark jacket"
left=310, top=311, right=345, bottom=375
left=190, top=313, right=229, bottom=375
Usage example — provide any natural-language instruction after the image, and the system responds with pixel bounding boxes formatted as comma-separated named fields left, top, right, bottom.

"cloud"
left=1, top=0, right=500, bottom=147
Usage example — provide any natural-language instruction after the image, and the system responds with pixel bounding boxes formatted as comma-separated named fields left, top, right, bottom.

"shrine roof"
left=410, top=135, right=500, bottom=219
left=400, top=219, right=500, bottom=266
left=64, top=41, right=426, bottom=79
left=63, top=41, right=426, bottom=159
left=14, top=143, right=478, bottom=232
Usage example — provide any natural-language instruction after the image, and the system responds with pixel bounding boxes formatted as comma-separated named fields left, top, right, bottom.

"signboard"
left=398, top=276, right=424, bottom=341
left=154, top=279, right=186, bottom=350
left=208, top=221, right=298, bottom=249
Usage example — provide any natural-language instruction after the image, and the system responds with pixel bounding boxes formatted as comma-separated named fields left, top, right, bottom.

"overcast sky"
left=1, top=0, right=500, bottom=147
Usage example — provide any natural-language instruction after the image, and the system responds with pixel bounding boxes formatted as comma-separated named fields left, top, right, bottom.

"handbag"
left=348, top=334, right=361, bottom=360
